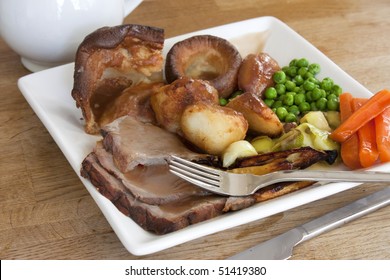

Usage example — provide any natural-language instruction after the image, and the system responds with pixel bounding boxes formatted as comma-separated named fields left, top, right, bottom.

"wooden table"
left=1, top=0, right=390, bottom=260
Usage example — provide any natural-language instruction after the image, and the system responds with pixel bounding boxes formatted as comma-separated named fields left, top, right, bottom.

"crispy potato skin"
left=150, top=77, right=219, bottom=134
left=227, top=92, right=283, bottom=137
left=181, top=102, right=248, bottom=155
left=237, top=53, right=280, bottom=98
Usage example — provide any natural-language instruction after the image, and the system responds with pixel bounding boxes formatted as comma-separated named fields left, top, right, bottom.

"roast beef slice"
left=81, top=152, right=229, bottom=234
left=101, top=116, right=207, bottom=173
left=93, top=141, right=210, bottom=205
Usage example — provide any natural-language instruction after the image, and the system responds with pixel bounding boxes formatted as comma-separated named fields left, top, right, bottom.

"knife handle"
left=298, top=187, right=390, bottom=243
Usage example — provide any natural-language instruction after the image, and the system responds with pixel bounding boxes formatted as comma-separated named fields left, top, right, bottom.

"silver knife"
left=228, top=187, right=390, bottom=260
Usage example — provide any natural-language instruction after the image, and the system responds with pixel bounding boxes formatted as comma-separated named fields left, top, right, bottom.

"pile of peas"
left=263, top=58, right=342, bottom=123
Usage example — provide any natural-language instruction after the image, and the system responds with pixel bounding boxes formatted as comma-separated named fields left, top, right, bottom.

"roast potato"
left=150, top=77, right=219, bottom=134
left=181, top=102, right=248, bottom=155
left=227, top=92, right=283, bottom=137
left=237, top=53, right=280, bottom=98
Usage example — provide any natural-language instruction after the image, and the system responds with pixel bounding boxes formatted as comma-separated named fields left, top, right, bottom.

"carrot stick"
left=352, top=98, right=379, bottom=168
left=375, top=107, right=390, bottom=163
left=339, top=93, right=361, bottom=169
left=330, top=89, right=390, bottom=143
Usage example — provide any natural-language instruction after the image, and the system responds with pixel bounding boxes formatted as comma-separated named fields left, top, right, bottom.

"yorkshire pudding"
left=71, top=24, right=165, bottom=134
left=165, top=35, right=242, bottom=98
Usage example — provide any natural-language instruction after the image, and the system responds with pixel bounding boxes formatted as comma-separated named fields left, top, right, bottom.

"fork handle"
left=268, top=169, right=390, bottom=184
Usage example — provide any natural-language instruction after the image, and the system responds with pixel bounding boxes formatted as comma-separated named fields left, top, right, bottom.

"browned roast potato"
left=181, top=102, right=248, bottom=155
left=227, top=92, right=283, bottom=137
left=150, top=77, right=219, bottom=134
left=237, top=53, right=280, bottom=98
left=165, top=35, right=242, bottom=98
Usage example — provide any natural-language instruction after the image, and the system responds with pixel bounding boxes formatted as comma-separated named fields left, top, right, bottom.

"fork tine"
left=169, top=155, right=221, bottom=176
left=169, top=169, right=228, bottom=195
left=167, top=155, right=233, bottom=195
left=169, top=164, right=220, bottom=186
left=169, top=160, right=220, bottom=182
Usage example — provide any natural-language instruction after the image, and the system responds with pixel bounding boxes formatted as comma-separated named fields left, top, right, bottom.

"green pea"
left=310, top=102, right=319, bottom=111
left=294, top=93, right=306, bottom=105
left=285, top=80, right=296, bottom=91
left=264, top=98, right=274, bottom=108
left=285, top=66, right=298, bottom=77
left=272, top=100, right=283, bottom=109
left=297, top=87, right=306, bottom=95
left=303, top=80, right=316, bottom=91
left=327, top=93, right=338, bottom=101
left=305, top=71, right=315, bottom=79
left=299, top=102, right=311, bottom=112
left=283, top=92, right=295, bottom=106
left=316, top=97, right=328, bottom=111
left=311, top=87, right=322, bottom=101
left=307, top=77, right=320, bottom=84
left=275, top=84, right=286, bottom=95
left=285, top=113, right=297, bottom=123
left=331, top=84, right=342, bottom=96
left=289, top=59, right=298, bottom=67
left=296, top=58, right=309, bottom=68
left=288, top=105, right=300, bottom=116
left=292, top=87, right=300, bottom=93
left=273, top=70, right=287, bottom=84
left=305, top=90, right=313, bottom=102
left=219, top=98, right=228, bottom=106
left=327, top=99, right=339, bottom=111
left=298, top=67, right=308, bottom=77
left=321, top=77, right=334, bottom=91
left=308, top=63, right=321, bottom=75
left=293, top=75, right=304, bottom=86
left=276, top=107, right=288, bottom=121
left=265, top=87, right=277, bottom=99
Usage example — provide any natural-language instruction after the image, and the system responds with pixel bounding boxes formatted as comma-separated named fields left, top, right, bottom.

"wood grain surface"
left=1, top=0, right=390, bottom=260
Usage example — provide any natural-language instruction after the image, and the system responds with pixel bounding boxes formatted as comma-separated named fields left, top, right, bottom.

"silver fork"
left=168, top=155, right=390, bottom=196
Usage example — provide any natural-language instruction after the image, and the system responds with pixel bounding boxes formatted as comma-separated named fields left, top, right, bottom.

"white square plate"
left=18, top=16, right=390, bottom=256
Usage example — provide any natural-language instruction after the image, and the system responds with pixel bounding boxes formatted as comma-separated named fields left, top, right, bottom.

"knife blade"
left=228, top=187, right=390, bottom=260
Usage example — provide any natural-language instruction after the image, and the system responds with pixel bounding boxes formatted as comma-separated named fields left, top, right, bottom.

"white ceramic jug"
left=0, top=0, right=143, bottom=71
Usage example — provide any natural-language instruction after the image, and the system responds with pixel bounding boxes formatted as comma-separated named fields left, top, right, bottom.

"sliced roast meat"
left=81, top=147, right=319, bottom=234
left=81, top=152, right=228, bottom=234
left=101, top=116, right=210, bottom=173
left=223, top=196, right=256, bottom=212
left=93, top=141, right=211, bottom=205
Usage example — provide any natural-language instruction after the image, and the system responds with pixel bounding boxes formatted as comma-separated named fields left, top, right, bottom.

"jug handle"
left=124, top=0, right=143, bottom=18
